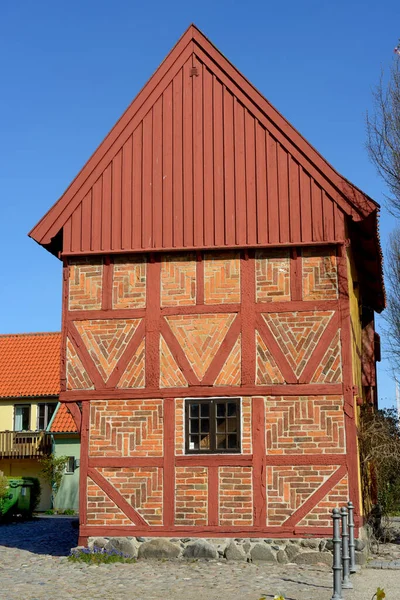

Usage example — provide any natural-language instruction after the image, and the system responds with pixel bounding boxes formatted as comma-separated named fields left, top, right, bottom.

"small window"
left=185, top=398, right=241, bottom=454
left=65, top=457, right=75, bottom=474
left=37, top=403, right=57, bottom=430
left=14, top=405, right=30, bottom=431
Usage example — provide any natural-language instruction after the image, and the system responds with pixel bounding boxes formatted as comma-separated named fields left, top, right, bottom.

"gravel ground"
left=0, top=517, right=397, bottom=600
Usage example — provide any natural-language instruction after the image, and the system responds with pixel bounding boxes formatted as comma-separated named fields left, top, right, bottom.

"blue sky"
left=0, top=1, right=398, bottom=407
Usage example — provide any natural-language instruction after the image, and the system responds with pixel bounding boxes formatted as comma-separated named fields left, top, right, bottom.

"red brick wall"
left=63, top=247, right=357, bottom=536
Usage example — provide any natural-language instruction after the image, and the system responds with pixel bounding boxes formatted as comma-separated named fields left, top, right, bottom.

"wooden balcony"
left=0, top=431, right=52, bottom=459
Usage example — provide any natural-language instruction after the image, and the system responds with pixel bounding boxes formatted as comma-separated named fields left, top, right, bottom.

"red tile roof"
left=50, top=403, right=78, bottom=433
left=0, top=332, right=61, bottom=398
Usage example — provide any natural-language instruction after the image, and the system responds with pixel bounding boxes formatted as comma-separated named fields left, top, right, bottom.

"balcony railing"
left=0, top=431, right=52, bottom=459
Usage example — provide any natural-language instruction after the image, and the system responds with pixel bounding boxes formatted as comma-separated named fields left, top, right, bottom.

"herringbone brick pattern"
left=75, top=319, right=141, bottom=382
left=255, top=250, right=291, bottom=302
left=262, top=311, right=334, bottom=377
left=159, top=335, right=188, bottom=388
left=219, top=466, right=253, bottom=526
left=265, top=395, right=345, bottom=455
left=165, top=313, right=236, bottom=380
left=175, top=467, right=208, bottom=526
left=160, top=254, right=196, bottom=306
left=298, top=475, right=349, bottom=527
left=256, top=330, right=285, bottom=384
left=98, top=466, right=163, bottom=525
left=302, top=248, right=338, bottom=300
left=116, top=339, right=145, bottom=388
left=311, top=330, right=342, bottom=383
left=266, top=465, right=338, bottom=526
left=112, top=256, right=146, bottom=309
left=175, top=398, right=184, bottom=455
left=89, top=399, right=163, bottom=457
left=242, top=398, right=252, bottom=454
left=214, top=335, right=241, bottom=386
left=204, top=252, right=240, bottom=304
left=68, top=258, right=103, bottom=311
left=66, top=337, right=94, bottom=389
left=87, top=478, right=132, bottom=526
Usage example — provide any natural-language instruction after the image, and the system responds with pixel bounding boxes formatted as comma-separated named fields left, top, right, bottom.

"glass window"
left=65, top=457, right=75, bottom=474
left=185, top=398, right=241, bottom=454
left=14, top=405, right=30, bottom=431
left=37, top=403, right=57, bottom=430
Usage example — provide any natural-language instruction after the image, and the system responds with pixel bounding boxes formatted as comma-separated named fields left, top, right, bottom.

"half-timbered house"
left=29, top=25, right=384, bottom=546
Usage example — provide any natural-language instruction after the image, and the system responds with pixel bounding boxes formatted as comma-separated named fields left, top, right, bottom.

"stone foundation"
left=84, top=536, right=367, bottom=565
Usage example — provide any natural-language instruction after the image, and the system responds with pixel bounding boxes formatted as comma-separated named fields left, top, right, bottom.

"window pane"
left=200, top=434, right=210, bottom=449
left=217, top=434, right=226, bottom=449
left=47, top=404, right=57, bottom=424
left=227, top=402, right=237, bottom=417
left=189, top=435, right=199, bottom=450
left=190, top=404, right=199, bottom=418
left=200, top=419, right=209, bottom=433
left=216, top=403, right=225, bottom=417
left=190, top=419, right=199, bottom=433
left=200, top=403, right=210, bottom=417
left=216, top=418, right=226, bottom=432
left=228, top=434, right=237, bottom=449
left=66, top=457, right=75, bottom=473
left=227, top=419, right=237, bottom=432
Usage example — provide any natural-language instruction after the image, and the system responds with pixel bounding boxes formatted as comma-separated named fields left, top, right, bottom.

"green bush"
left=69, top=546, right=136, bottom=564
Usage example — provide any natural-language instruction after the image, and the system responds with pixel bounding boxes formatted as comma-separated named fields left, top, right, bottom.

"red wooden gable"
left=28, top=25, right=384, bottom=309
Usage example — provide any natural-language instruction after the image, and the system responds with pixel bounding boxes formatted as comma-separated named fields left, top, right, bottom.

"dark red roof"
left=50, top=403, right=78, bottom=433
left=0, top=332, right=61, bottom=398
left=28, top=25, right=384, bottom=310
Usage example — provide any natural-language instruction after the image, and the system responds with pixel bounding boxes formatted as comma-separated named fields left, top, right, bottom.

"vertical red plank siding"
left=213, top=76, right=225, bottom=247
left=255, top=124, right=267, bottom=244
left=234, top=99, right=247, bottom=246
left=101, top=166, right=112, bottom=251
left=81, top=191, right=92, bottom=252
left=71, top=203, right=82, bottom=253
left=132, top=124, right=143, bottom=249
left=277, top=144, right=289, bottom=243
left=288, top=157, right=301, bottom=243
left=322, top=190, right=335, bottom=240
left=203, top=66, right=214, bottom=247
left=142, top=110, right=153, bottom=249
left=111, top=149, right=122, bottom=251
left=153, top=96, right=163, bottom=249
left=63, top=216, right=72, bottom=253
left=300, top=167, right=312, bottom=242
left=183, top=58, right=193, bottom=247
left=311, top=181, right=324, bottom=242
left=223, top=87, right=235, bottom=246
left=162, top=84, right=173, bottom=249
left=267, top=133, right=279, bottom=244
left=334, top=204, right=345, bottom=241
left=245, top=111, right=257, bottom=246
left=172, top=69, right=184, bottom=248
left=91, top=177, right=102, bottom=252
left=121, top=136, right=133, bottom=250
left=193, top=57, right=204, bottom=247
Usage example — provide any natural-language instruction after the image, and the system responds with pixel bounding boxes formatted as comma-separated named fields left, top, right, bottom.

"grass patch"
left=69, top=546, right=136, bottom=564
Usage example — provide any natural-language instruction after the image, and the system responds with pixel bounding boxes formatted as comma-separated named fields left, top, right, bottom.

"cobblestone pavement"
left=0, top=517, right=397, bottom=600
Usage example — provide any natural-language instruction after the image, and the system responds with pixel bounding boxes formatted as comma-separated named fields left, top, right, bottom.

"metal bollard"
left=341, top=506, right=353, bottom=589
left=347, top=501, right=358, bottom=573
left=331, top=508, right=343, bottom=600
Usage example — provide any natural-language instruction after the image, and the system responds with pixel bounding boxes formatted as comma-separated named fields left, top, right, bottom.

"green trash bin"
left=0, top=478, right=36, bottom=518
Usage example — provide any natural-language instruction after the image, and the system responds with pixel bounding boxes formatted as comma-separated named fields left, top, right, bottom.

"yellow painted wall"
left=0, top=459, right=52, bottom=511
left=346, top=246, right=363, bottom=399
left=0, top=398, right=57, bottom=431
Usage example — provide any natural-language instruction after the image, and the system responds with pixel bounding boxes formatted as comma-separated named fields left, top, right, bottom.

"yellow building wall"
left=0, top=398, right=58, bottom=431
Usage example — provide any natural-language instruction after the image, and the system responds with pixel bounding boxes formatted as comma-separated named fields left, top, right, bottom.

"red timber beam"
left=337, top=243, right=361, bottom=517
left=240, top=250, right=256, bottom=386
left=145, top=254, right=161, bottom=388
left=163, top=398, right=175, bottom=528
left=252, top=397, right=266, bottom=527
left=78, top=401, right=89, bottom=546
left=66, top=402, right=82, bottom=432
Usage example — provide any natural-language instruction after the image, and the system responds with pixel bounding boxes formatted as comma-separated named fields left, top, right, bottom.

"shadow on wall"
left=0, top=516, right=78, bottom=556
